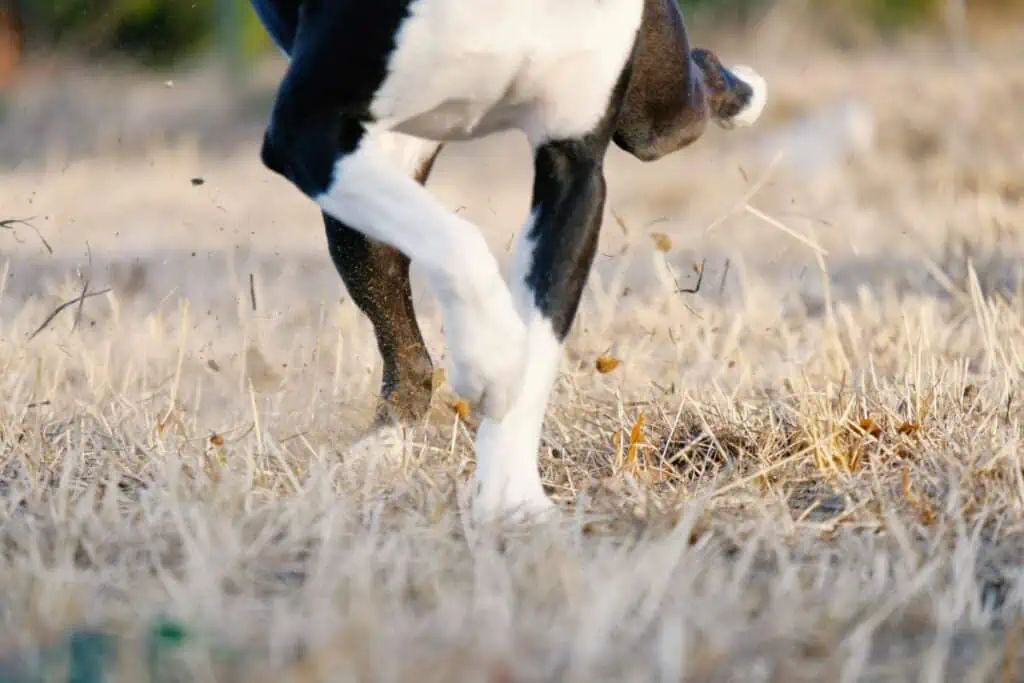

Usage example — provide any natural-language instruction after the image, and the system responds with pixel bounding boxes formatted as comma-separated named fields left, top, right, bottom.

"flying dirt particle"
left=190, top=177, right=205, bottom=187
left=595, top=355, right=621, bottom=374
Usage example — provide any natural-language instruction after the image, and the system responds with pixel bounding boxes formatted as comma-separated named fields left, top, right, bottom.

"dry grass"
left=2, top=40, right=1024, bottom=681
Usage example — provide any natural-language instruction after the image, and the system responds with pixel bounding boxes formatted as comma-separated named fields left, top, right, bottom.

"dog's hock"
left=729, top=64, right=768, bottom=127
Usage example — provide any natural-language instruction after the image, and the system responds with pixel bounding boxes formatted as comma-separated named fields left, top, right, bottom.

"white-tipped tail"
left=730, top=65, right=767, bottom=127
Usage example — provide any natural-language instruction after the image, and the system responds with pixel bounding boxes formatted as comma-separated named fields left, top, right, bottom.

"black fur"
left=526, top=61, right=635, bottom=341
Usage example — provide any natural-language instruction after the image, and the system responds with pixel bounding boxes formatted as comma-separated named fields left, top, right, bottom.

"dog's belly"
left=390, top=98, right=533, bottom=142
left=370, top=0, right=644, bottom=144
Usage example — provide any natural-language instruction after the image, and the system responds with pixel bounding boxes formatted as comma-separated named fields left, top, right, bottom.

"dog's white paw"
left=470, top=416, right=558, bottom=526
left=441, top=278, right=528, bottom=421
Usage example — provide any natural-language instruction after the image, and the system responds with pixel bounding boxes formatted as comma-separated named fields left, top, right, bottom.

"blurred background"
left=3, top=0, right=1020, bottom=70
left=2, top=0, right=1020, bottom=68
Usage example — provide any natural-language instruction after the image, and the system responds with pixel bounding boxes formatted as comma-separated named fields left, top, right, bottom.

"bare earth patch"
left=2, top=43, right=1024, bottom=681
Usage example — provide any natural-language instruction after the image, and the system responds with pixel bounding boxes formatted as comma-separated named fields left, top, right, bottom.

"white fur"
left=472, top=319, right=561, bottom=521
left=315, top=129, right=527, bottom=420
left=506, top=210, right=541, bottom=318
left=729, top=65, right=768, bottom=127
left=372, top=0, right=644, bottom=145
left=472, top=212, right=560, bottom=520
left=371, top=130, right=441, bottom=178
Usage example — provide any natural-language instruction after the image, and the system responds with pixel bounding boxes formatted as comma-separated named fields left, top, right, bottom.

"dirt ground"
left=2, top=31, right=1024, bottom=682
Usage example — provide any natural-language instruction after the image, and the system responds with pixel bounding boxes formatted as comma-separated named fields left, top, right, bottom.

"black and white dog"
left=250, top=0, right=766, bottom=521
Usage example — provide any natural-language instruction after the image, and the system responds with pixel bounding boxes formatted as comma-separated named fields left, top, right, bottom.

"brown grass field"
left=2, top=29, right=1024, bottom=681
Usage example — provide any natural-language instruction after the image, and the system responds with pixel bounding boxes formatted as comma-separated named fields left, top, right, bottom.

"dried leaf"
left=650, top=232, right=672, bottom=252
left=157, top=414, right=185, bottom=437
left=857, top=417, right=882, bottom=439
left=595, top=355, right=621, bottom=374
left=451, top=398, right=471, bottom=421
left=625, top=413, right=646, bottom=465
left=897, top=421, right=921, bottom=436
left=918, top=503, right=936, bottom=526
